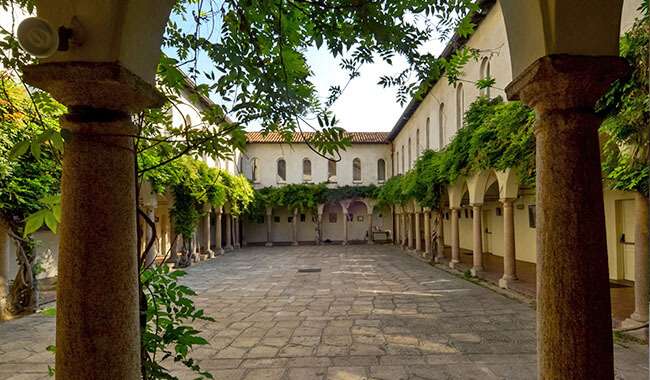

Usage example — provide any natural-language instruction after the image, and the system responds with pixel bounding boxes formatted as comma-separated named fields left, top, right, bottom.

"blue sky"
left=165, top=11, right=448, bottom=133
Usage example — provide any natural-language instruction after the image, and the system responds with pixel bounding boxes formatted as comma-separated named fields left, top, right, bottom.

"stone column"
left=505, top=55, right=628, bottom=379
left=225, top=213, right=233, bottom=251
left=56, top=111, right=143, bottom=378
left=499, top=198, right=517, bottom=288
left=627, top=192, right=649, bottom=323
left=471, top=204, right=483, bottom=277
left=367, top=211, right=374, bottom=244
left=233, top=216, right=241, bottom=249
left=202, top=207, right=214, bottom=258
left=415, top=211, right=422, bottom=252
left=342, top=209, right=349, bottom=245
left=424, top=209, right=431, bottom=257
left=449, top=208, right=460, bottom=268
left=393, top=213, right=399, bottom=245
left=407, top=213, right=414, bottom=250
left=159, top=210, right=168, bottom=258
left=435, top=210, right=445, bottom=263
left=215, top=208, right=224, bottom=255
left=265, top=208, right=273, bottom=247
left=292, top=209, right=299, bottom=246
left=0, top=219, right=10, bottom=318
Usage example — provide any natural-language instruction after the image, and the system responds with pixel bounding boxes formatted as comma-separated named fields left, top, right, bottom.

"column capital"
left=505, top=55, right=628, bottom=112
left=500, top=197, right=516, bottom=205
left=470, top=203, right=483, bottom=208
left=23, top=62, right=165, bottom=113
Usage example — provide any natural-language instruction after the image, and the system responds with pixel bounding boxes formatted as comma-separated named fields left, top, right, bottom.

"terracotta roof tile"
left=246, top=131, right=389, bottom=144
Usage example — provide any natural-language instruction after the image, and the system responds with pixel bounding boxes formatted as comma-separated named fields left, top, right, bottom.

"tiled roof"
left=246, top=131, right=390, bottom=144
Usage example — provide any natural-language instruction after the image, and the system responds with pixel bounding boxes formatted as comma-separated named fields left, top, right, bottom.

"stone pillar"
left=233, top=216, right=241, bottom=249
left=241, top=217, right=247, bottom=247
left=57, top=112, right=142, bottom=378
left=450, top=208, right=460, bottom=268
left=367, top=211, right=374, bottom=244
left=342, top=209, right=349, bottom=245
left=265, top=208, right=273, bottom=247
left=0, top=219, right=10, bottom=318
left=499, top=198, right=517, bottom=288
left=393, top=213, right=399, bottom=245
left=414, top=211, right=422, bottom=252
left=435, top=210, right=445, bottom=263
left=144, top=207, right=158, bottom=267
left=215, top=208, right=224, bottom=255
left=505, top=55, right=628, bottom=379
left=471, top=204, right=483, bottom=277
left=225, top=213, right=233, bottom=251
left=201, top=207, right=214, bottom=258
left=292, top=209, right=299, bottom=246
left=191, top=230, right=199, bottom=263
left=407, top=213, right=414, bottom=250
left=627, top=192, right=649, bottom=323
left=424, top=209, right=431, bottom=257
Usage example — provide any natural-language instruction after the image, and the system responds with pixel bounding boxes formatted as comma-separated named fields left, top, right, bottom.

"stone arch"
left=447, top=178, right=468, bottom=209
left=466, top=171, right=491, bottom=205
left=347, top=200, right=369, bottom=242
left=276, top=157, right=286, bottom=182
left=495, top=169, right=520, bottom=200
left=499, top=0, right=624, bottom=78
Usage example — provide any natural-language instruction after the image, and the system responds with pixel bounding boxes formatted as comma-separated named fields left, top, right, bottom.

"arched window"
left=401, top=145, right=405, bottom=173
left=302, top=158, right=312, bottom=181
left=456, top=83, right=464, bottom=131
left=277, top=159, right=286, bottom=182
left=251, top=158, right=260, bottom=183
left=416, top=129, right=420, bottom=157
left=439, top=103, right=445, bottom=149
left=184, top=114, right=192, bottom=127
left=425, top=117, right=430, bottom=150
left=377, top=159, right=386, bottom=182
left=408, top=138, right=412, bottom=169
left=480, top=57, right=491, bottom=98
left=353, top=158, right=361, bottom=182
left=327, top=159, right=337, bottom=182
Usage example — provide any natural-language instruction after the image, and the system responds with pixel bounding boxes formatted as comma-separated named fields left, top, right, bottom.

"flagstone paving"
left=0, top=244, right=647, bottom=379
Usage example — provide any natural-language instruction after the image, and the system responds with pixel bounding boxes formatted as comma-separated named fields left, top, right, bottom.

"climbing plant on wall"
left=598, top=12, right=649, bottom=196
left=377, top=96, right=536, bottom=209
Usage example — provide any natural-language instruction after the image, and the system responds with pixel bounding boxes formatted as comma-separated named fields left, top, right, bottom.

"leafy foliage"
left=377, top=96, right=535, bottom=209
left=597, top=12, right=649, bottom=195
left=141, top=265, right=214, bottom=380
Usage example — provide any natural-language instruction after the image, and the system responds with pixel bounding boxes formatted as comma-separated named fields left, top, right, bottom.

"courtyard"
left=0, top=245, right=647, bottom=380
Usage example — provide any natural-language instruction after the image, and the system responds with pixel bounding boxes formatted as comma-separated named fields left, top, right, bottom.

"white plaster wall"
left=270, top=208, right=292, bottom=243
left=391, top=3, right=512, bottom=173
left=244, top=217, right=267, bottom=244
left=297, top=211, right=317, bottom=242
left=241, top=143, right=391, bottom=187
left=322, top=204, right=344, bottom=242
left=348, top=202, right=369, bottom=241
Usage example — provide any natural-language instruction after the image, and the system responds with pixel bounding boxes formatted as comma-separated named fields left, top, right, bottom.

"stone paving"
left=0, top=244, right=647, bottom=379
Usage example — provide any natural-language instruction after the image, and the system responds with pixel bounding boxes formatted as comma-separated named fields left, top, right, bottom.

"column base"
left=291, top=242, right=299, bottom=246
left=449, top=260, right=460, bottom=269
left=234, top=243, right=241, bottom=249
left=225, top=245, right=233, bottom=251
left=342, top=241, right=348, bottom=246
left=434, top=255, right=444, bottom=264
left=265, top=242, right=273, bottom=247
left=216, top=248, right=225, bottom=256
left=367, top=240, right=374, bottom=245
left=627, top=313, right=649, bottom=324
left=621, top=317, right=649, bottom=329
left=498, top=275, right=517, bottom=289
left=470, top=267, right=483, bottom=278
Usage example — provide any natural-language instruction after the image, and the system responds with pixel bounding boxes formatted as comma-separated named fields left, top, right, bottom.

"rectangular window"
left=288, top=216, right=293, bottom=223
left=464, top=209, right=469, bottom=218
left=256, top=216, right=264, bottom=224
left=329, top=213, right=337, bottom=223
left=528, top=205, right=536, bottom=228
left=273, top=216, right=280, bottom=223
left=300, top=214, right=306, bottom=222
left=496, top=207, right=502, bottom=216
left=357, top=215, right=364, bottom=222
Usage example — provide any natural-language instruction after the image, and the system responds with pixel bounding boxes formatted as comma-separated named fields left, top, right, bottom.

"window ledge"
left=352, top=180, right=363, bottom=184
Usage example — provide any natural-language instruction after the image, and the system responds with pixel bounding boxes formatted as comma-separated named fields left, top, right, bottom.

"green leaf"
left=9, top=140, right=29, bottom=159
left=30, top=140, right=41, bottom=159
left=44, top=212, right=58, bottom=233
left=23, top=212, right=45, bottom=237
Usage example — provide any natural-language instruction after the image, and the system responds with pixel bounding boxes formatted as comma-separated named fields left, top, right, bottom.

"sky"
left=0, top=6, right=448, bottom=134
left=165, top=10, right=449, bottom=134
